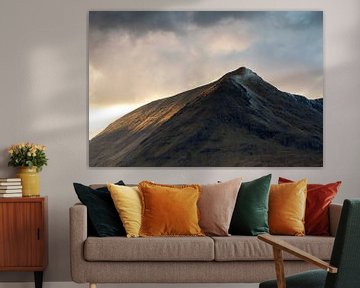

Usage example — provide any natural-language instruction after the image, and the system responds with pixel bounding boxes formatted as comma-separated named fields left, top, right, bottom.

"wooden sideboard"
left=0, top=197, right=47, bottom=288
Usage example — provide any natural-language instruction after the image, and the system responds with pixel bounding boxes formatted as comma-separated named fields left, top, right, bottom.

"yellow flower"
left=8, top=149, right=13, bottom=155
left=37, top=145, right=46, bottom=151
left=27, top=152, right=32, bottom=157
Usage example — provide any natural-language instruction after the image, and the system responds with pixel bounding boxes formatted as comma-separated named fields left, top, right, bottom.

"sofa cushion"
left=73, top=181, right=126, bottom=237
left=198, top=178, right=242, bottom=236
left=212, top=236, right=334, bottom=261
left=139, top=181, right=203, bottom=237
left=107, top=184, right=142, bottom=238
left=84, top=236, right=214, bottom=261
left=229, top=174, right=271, bottom=236
left=269, top=179, right=307, bottom=236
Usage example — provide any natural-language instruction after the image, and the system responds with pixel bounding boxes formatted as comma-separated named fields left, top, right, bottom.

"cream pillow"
left=107, top=183, right=142, bottom=237
left=198, top=178, right=242, bottom=236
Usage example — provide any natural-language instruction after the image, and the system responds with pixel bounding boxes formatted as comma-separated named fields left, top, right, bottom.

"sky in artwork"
left=89, top=11, right=323, bottom=139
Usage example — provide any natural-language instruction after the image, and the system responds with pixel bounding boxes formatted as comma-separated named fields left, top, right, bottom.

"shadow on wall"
left=0, top=0, right=206, bottom=283
left=0, top=149, right=11, bottom=178
left=0, top=4, right=87, bottom=284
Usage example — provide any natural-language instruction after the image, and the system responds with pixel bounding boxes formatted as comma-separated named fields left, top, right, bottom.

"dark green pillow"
left=73, top=181, right=126, bottom=237
left=229, top=174, right=272, bottom=236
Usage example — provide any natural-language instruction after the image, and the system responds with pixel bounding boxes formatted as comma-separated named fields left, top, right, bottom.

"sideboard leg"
left=34, top=271, right=43, bottom=288
left=90, top=283, right=97, bottom=288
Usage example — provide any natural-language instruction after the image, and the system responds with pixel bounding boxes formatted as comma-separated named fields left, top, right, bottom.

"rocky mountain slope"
left=89, top=67, right=323, bottom=167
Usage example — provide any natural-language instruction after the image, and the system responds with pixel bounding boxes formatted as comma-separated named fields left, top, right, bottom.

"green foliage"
left=8, top=143, right=48, bottom=172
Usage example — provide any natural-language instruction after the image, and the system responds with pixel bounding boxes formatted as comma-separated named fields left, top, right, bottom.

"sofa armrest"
left=329, top=203, right=342, bottom=237
left=69, top=203, right=88, bottom=283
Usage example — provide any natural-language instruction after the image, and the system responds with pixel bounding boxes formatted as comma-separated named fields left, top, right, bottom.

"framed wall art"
left=89, top=11, right=323, bottom=167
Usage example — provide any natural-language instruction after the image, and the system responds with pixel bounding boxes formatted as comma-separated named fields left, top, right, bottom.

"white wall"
left=0, top=0, right=359, bottom=283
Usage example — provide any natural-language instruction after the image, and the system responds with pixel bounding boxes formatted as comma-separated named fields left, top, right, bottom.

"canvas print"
left=89, top=11, right=323, bottom=167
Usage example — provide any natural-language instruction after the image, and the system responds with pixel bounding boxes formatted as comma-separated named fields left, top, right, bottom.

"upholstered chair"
left=259, top=199, right=360, bottom=288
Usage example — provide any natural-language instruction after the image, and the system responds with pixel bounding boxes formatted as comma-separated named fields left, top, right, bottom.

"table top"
left=0, top=196, right=47, bottom=203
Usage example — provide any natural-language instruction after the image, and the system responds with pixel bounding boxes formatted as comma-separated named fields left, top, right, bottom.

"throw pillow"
left=269, top=179, right=307, bottom=236
left=73, top=181, right=126, bottom=237
left=107, top=183, right=142, bottom=238
left=229, top=174, right=272, bottom=236
left=198, top=178, right=242, bottom=236
left=138, top=181, right=203, bottom=237
left=279, top=177, right=341, bottom=236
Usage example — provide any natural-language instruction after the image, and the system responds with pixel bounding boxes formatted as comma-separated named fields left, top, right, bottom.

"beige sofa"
left=70, top=203, right=342, bottom=287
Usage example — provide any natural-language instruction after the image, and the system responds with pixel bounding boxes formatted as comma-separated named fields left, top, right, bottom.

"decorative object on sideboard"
left=0, top=178, right=22, bottom=197
left=8, top=143, right=48, bottom=197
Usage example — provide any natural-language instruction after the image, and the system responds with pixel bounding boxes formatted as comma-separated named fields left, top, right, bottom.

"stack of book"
left=0, top=178, right=22, bottom=197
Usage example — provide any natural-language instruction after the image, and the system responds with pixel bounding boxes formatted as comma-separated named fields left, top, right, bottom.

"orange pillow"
left=269, top=179, right=307, bottom=236
left=138, top=181, right=204, bottom=237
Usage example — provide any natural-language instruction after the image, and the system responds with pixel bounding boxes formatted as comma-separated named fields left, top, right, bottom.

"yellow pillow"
left=138, top=181, right=204, bottom=237
left=269, top=179, right=307, bottom=236
left=107, top=183, right=142, bottom=238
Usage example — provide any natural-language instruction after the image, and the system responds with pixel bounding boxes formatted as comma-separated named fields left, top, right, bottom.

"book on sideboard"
left=0, top=193, right=22, bottom=198
left=0, top=178, right=22, bottom=196
left=0, top=182, right=22, bottom=186
left=0, top=178, right=21, bottom=182
left=0, top=189, right=22, bottom=193
left=0, top=186, right=22, bottom=190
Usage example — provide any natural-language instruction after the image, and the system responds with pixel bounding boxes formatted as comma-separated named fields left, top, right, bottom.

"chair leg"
left=273, top=247, right=286, bottom=288
left=89, top=283, right=97, bottom=288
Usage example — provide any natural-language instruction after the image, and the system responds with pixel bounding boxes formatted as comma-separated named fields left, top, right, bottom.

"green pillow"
left=229, top=174, right=272, bottom=236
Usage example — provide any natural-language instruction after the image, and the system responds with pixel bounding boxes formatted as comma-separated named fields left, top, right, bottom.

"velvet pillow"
left=139, top=181, right=203, bottom=237
left=229, top=174, right=272, bottom=236
left=107, top=184, right=142, bottom=238
left=269, top=179, right=307, bottom=236
left=198, top=178, right=242, bottom=236
left=278, top=177, right=341, bottom=236
left=73, top=181, right=126, bottom=237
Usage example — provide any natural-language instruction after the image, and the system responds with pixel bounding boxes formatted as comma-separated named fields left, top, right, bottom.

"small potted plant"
left=8, top=143, right=48, bottom=197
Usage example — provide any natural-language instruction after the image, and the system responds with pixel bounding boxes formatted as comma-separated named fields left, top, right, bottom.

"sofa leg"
left=89, top=283, right=96, bottom=288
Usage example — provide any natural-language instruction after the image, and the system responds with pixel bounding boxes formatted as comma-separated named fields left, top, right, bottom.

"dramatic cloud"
left=89, top=11, right=323, bottom=138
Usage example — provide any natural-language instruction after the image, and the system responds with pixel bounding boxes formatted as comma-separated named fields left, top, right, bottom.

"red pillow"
left=278, top=177, right=341, bottom=236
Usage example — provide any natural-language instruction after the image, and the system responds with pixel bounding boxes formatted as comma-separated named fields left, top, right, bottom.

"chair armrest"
left=258, top=234, right=337, bottom=273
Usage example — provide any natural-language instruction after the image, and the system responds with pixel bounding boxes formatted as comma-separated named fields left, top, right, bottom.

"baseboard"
left=0, top=282, right=259, bottom=288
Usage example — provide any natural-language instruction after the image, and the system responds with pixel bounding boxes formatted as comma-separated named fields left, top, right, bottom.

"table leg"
left=34, top=271, right=43, bottom=288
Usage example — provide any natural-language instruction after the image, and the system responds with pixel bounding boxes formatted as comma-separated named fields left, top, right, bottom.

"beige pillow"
left=198, top=178, right=242, bottom=236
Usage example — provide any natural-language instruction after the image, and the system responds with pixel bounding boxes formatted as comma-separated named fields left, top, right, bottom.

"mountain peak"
left=226, top=66, right=259, bottom=79
left=216, top=66, right=262, bottom=90
left=232, top=66, right=254, bottom=75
